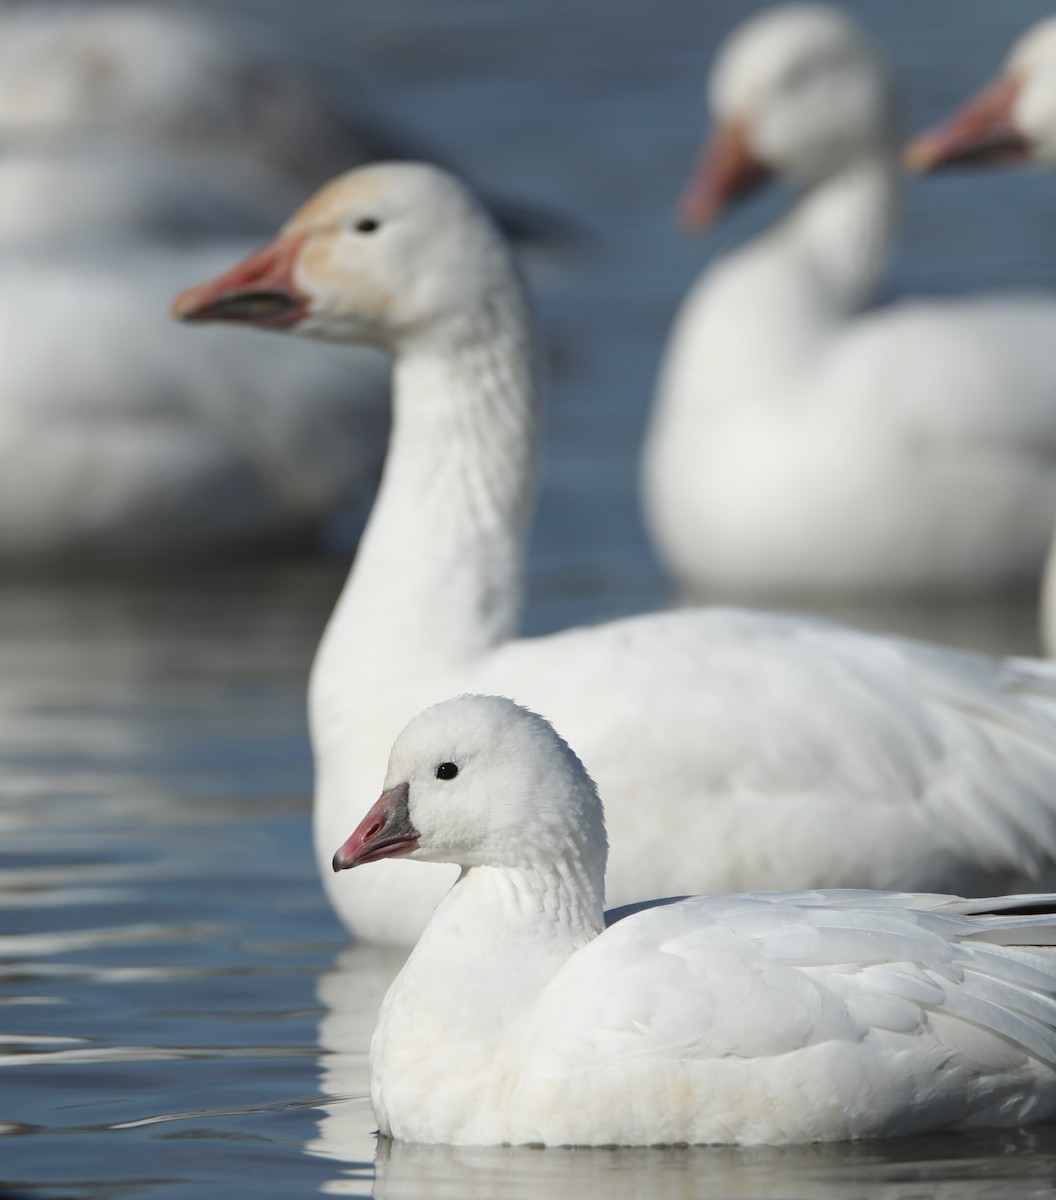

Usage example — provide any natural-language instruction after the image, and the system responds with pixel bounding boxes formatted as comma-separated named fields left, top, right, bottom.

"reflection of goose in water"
left=309, top=956, right=1056, bottom=1197
left=366, top=1131, right=1056, bottom=1200
left=308, top=960, right=1056, bottom=1200
left=309, top=944, right=405, bottom=1187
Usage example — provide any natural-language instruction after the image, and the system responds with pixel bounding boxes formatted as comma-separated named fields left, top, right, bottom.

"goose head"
left=680, top=4, right=895, bottom=229
left=172, top=161, right=517, bottom=350
left=906, top=17, right=1056, bottom=171
left=331, top=695, right=608, bottom=884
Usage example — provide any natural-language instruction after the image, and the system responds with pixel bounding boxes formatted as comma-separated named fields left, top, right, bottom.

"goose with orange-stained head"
left=175, top=159, right=1056, bottom=946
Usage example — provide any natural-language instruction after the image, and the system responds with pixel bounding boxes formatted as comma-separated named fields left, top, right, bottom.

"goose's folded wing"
left=522, top=892, right=1056, bottom=1078
left=488, top=609, right=1056, bottom=893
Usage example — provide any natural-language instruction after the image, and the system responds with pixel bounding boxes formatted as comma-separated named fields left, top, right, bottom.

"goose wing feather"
left=480, top=608, right=1056, bottom=898
left=510, top=893, right=1056, bottom=1143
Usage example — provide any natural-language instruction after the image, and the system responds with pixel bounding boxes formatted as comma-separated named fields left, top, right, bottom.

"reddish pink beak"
left=678, top=119, right=769, bottom=231
left=171, top=232, right=312, bottom=328
left=332, top=783, right=420, bottom=872
left=906, top=75, right=1028, bottom=172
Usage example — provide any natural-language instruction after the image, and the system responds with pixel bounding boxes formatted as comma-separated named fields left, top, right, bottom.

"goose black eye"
left=436, top=762, right=459, bottom=781
left=353, top=217, right=380, bottom=234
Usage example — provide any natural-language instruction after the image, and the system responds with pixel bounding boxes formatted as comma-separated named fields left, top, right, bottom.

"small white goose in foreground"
left=335, top=694, right=1056, bottom=1147
left=906, top=16, right=1056, bottom=654
left=643, top=4, right=1056, bottom=599
left=176, top=161, right=1056, bottom=946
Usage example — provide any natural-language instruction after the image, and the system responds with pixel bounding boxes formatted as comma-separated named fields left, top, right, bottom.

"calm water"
left=5, top=1, right=1056, bottom=1196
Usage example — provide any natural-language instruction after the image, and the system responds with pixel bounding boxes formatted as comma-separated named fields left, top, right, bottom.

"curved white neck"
left=383, top=857, right=604, bottom=1041
left=311, top=287, right=540, bottom=712
left=664, top=153, right=900, bottom=403
left=369, top=855, right=604, bottom=1139
left=428, top=858, right=604, bottom=951
left=780, top=153, right=900, bottom=315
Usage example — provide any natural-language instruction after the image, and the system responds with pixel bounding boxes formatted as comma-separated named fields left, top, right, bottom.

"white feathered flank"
left=335, top=694, right=1056, bottom=1146
left=176, top=161, right=1056, bottom=945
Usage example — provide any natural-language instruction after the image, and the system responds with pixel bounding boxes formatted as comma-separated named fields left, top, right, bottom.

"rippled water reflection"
left=6, top=0, right=1056, bottom=1196
left=0, top=563, right=343, bottom=1198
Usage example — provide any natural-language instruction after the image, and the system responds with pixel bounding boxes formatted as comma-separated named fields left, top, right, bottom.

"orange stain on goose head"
left=283, top=171, right=389, bottom=236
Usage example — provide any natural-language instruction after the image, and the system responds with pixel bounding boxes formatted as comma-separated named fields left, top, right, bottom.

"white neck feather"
left=780, top=153, right=899, bottom=315
left=662, top=153, right=899, bottom=406
left=369, top=852, right=604, bottom=1140
left=310, top=286, right=540, bottom=709
left=434, top=855, right=603, bottom=946
left=384, top=855, right=604, bottom=1036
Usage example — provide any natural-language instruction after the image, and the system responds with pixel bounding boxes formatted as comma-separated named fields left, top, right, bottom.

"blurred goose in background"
left=906, top=16, right=1056, bottom=653
left=334, top=693, right=1056, bottom=1146
left=0, top=245, right=389, bottom=562
left=0, top=0, right=399, bottom=562
left=643, top=4, right=1056, bottom=600
left=178, top=161, right=1056, bottom=945
left=0, top=2, right=566, bottom=248
left=0, top=2, right=580, bottom=562
left=0, top=0, right=407, bottom=240
left=906, top=16, right=1056, bottom=173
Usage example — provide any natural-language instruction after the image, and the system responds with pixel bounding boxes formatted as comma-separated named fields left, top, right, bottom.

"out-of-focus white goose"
left=906, top=16, right=1056, bottom=653
left=333, top=693, right=1056, bottom=1147
left=0, top=244, right=388, bottom=562
left=0, top=2, right=399, bottom=561
left=643, top=4, right=1056, bottom=600
left=906, top=16, right=1056, bottom=173
left=0, top=3, right=556, bottom=249
left=0, top=2, right=403, bottom=239
left=175, top=161, right=1056, bottom=946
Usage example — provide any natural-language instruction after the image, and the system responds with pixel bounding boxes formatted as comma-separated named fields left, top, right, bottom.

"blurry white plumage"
left=176, top=161, right=1056, bottom=946
left=0, top=2, right=403, bottom=236
left=642, top=4, right=1056, bottom=599
left=335, top=694, right=1056, bottom=1146
left=0, top=1, right=393, bottom=561
left=908, top=16, right=1056, bottom=652
left=0, top=245, right=388, bottom=560
left=907, top=16, right=1056, bottom=174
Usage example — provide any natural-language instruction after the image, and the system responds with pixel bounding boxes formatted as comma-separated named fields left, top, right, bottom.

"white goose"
left=907, top=16, right=1056, bottom=654
left=0, top=2, right=399, bottom=240
left=176, top=161, right=1056, bottom=945
left=642, top=4, right=1056, bottom=599
left=0, top=3, right=398, bottom=561
left=0, top=244, right=388, bottom=562
left=334, top=693, right=1056, bottom=1147
left=906, top=16, right=1056, bottom=173
left=0, top=3, right=550, bottom=250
